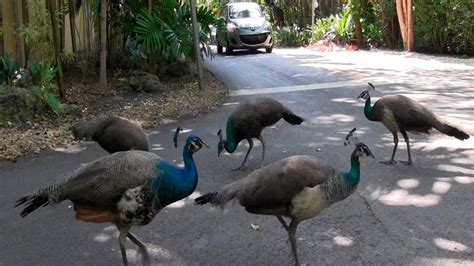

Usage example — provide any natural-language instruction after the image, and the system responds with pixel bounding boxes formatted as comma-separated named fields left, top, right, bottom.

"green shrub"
left=0, top=54, right=20, bottom=86
left=415, top=0, right=473, bottom=54
left=274, top=24, right=311, bottom=47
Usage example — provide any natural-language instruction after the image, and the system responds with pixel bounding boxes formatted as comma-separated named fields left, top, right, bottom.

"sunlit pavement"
left=1, top=48, right=473, bottom=265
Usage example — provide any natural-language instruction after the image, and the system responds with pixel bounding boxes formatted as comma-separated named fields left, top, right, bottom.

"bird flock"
left=15, top=83, right=470, bottom=265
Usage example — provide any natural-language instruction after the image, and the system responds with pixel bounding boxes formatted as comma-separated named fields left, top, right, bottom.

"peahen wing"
left=380, top=95, right=438, bottom=130
left=236, top=155, right=334, bottom=213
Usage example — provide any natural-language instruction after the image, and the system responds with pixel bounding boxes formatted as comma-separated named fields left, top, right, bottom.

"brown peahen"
left=358, top=83, right=470, bottom=165
left=16, top=135, right=207, bottom=265
left=197, top=130, right=374, bottom=265
left=71, top=115, right=149, bottom=153
left=218, top=97, right=304, bottom=170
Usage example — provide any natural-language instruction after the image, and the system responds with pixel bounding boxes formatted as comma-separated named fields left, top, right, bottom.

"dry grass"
left=0, top=70, right=228, bottom=160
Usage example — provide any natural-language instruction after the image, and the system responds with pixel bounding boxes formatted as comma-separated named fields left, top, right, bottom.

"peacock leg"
left=118, top=226, right=130, bottom=266
left=127, top=232, right=150, bottom=266
left=257, top=135, right=266, bottom=168
left=399, top=130, right=412, bottom=165
left=381, top=132, right=398, bottom=165
left=276, top=215, right=288, bottom=230
left=233, top=139, right=253, bottom=171
left=287, top=219, right=300, bottom=266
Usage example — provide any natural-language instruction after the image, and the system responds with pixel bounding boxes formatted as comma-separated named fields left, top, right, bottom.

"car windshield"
left=229, top=5, right=263, bottom=19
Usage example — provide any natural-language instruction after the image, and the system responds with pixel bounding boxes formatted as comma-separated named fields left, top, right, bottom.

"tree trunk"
left=2, top=0, right=16, bottom=58
left=353, top=0, right=363, bottom=47
left=406, top=0, right=414, bottom=51
left=100, top=0, right=107, bottom=91
left=47, top=0, right=65, bottom=99
left=395, top=0, right=414, bottom=51
left=68, top=0, right=77, bottom=53
left=148, top=0, right=152, bottom=11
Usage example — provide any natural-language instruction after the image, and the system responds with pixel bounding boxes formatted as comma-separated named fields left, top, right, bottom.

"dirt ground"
left=0, top=70, right=228, bottom=160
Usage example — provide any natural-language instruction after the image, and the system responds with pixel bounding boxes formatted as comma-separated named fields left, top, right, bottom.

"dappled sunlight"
left=166, top=191, right=203, bottom=209
left=411, top=257, right=474, bottom=265
left=433, top=238, right=472, bottom=253
left=312, top=114, right=355, bottom=125
left=151, top=143, right=164, bottom=151
left=397, top=179, right=420, bottom=190
left=376, top=189, right=441, bottom=207
left=436, top=164, right=474, bottom=176
left=332, top=235, right=354, bottom=247
left=331, top=97, right=359, bottom=104
left=431, top=181, right=451, bottom=194
left=54, top=143, right=85, bottom=154
left=222, top=101, right=240, bottom=106
left=309, top=228, right=355, bottom=249
left=147, top=130, right=161, bottom=136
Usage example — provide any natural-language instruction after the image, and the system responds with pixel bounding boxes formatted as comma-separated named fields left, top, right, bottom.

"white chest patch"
left=117, top=186, right=142, bottom=215
left=290, top=185, right=328, bottom=221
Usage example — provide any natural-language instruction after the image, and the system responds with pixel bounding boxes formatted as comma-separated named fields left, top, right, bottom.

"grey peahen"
left=71, top=115, right=149, bottom=153
left=16, top=134, right=207, bottom=265
left=196, top=129, right=374, bottom=265
left=218, top=97, right=304, bottom=170
left=358, top=83, right=470, bottom=165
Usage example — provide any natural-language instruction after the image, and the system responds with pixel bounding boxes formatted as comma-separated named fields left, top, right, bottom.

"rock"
left=0, top=87, right=42, bottom=123
left=129, top=71, right=167, bottom=93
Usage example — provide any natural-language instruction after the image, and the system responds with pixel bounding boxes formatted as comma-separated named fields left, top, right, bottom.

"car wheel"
left=266, top=47, right=273, bottom=53
left=217, top=43, right=223, bottom=54
left=226, top=47, right=233, bottom=55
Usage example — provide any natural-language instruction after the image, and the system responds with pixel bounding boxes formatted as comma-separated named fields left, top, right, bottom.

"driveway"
left=1, top=48, right=473, bottom=265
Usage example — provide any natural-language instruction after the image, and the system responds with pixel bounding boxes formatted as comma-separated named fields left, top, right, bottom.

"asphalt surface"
left=1, top=48, right=473, bottom=265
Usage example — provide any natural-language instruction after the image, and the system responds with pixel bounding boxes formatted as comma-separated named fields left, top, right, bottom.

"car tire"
left=266, top=47, right=273, bottom=53
left=226, top=47, right=233, bottom=55
left=217, top=43, right=223, bottom=54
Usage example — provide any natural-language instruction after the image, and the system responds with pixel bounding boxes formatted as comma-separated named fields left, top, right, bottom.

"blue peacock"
left=15, top=134, right=207, bottom=266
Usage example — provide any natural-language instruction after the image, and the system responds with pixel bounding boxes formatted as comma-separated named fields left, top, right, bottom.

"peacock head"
left=217, top=129, right=224, bottom=157
left=344, top=128, right=375, bottom=159
left=357, top=83, right=375, bottom=100
left=186, top=134, right=208, bottom=154
left=354, top=143, right=375, bottom=159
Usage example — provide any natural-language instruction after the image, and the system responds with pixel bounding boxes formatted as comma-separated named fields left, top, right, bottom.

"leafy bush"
left=274, top=25, right=311, bottom=47
left=415, top=0, right=473, bottom=54
left=0, top=54, right=20, bottom=87
left=134, top=0, right=223, bottom=66
left=22, top=61, right=64, bottom=115
left=308, top=10, right=355, bottom=45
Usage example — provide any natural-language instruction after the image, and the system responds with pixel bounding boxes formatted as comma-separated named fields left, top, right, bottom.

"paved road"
left=1, top=48, right=473, bottom=265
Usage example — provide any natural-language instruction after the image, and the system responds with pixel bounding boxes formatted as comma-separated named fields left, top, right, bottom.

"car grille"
left=239, top=33, right=269, bottom=45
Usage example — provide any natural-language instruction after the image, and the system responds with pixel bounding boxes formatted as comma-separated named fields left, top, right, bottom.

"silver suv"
left=217, top=2, right=273, bottom=54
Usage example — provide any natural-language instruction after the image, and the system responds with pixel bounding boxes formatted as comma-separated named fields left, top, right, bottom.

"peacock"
left=71, top=115, right=149, bottom=153
left=196, top=129, right=374, bottom=265
left=15, top=134, right=207, bottom=266
left=218, top=97, right=304, bottom=170
left=358, top=83, right=470, bottom=165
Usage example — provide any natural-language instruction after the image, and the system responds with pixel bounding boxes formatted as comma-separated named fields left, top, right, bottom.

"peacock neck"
left=344, top=152, right=361, bottom=187
left=363, top=96, right=377, bottom=121
left=149, top=143, right=198, bottom=207
left=224, top=139, right=238, bottom=153
left=183, top=143, right=196, bottom=172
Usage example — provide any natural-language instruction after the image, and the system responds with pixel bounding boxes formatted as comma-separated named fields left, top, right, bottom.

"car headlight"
left=226, top=23, right=238, bottom=33
left=263, top=22, right=272, bottom=31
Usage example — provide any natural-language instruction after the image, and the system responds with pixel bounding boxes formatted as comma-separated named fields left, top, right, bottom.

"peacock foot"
left=380, top=160, right=396, bottom=165
left=399, top=160, right=412, bottom=165
left=232, top=165, right=247, bottom=171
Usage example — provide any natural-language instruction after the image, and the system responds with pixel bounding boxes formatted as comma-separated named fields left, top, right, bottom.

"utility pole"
left=190, top=0, right=204, bottom=90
